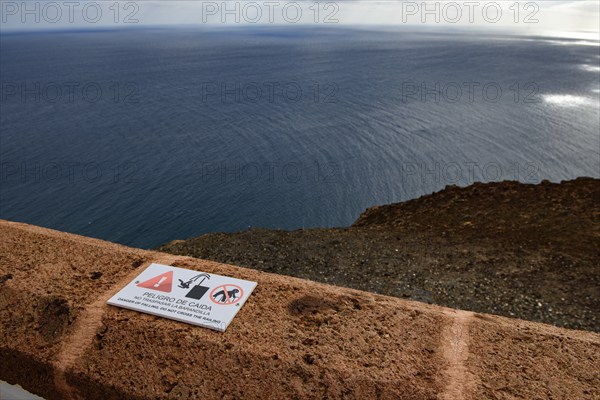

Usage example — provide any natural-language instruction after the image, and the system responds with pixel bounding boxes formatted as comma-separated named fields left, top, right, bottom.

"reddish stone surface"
left=1, top=220, right=599, bottom=399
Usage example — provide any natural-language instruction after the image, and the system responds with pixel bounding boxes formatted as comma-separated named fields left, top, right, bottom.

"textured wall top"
left=1, top=220, right=599, bottom=400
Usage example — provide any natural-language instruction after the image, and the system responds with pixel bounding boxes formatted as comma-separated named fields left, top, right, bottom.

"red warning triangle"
left=137, top=271, right=173, bottom=292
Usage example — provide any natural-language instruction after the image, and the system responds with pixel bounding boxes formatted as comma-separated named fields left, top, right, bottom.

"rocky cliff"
left=159, top=178, right=600, bottom=332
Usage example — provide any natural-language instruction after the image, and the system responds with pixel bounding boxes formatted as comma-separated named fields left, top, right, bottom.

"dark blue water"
left=1, top=27, right=599, bottom=248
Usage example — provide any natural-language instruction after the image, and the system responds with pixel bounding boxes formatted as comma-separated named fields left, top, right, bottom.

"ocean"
left=1, top=27, right=599, bottom=248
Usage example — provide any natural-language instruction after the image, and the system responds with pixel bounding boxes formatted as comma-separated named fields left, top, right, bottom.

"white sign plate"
left=107, top=263, right=257, bottom=332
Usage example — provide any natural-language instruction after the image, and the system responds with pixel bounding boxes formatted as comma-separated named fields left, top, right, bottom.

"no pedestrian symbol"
left=210, top=284, right=243, bottom=305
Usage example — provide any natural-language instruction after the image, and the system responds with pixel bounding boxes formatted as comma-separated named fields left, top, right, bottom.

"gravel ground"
left=158, top=178, right=600, bottom=332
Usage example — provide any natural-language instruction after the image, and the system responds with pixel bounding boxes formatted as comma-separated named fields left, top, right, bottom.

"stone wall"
left=1, top=220, right=599, bottom=399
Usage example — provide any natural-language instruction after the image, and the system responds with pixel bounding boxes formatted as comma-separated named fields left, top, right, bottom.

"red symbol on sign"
left=210, top=284, right=243, bottom=305
left=137, top=271, right=173, bottom=293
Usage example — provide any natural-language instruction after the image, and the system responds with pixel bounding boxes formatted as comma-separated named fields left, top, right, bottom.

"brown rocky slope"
left=158, top=178, right=600, bottom=332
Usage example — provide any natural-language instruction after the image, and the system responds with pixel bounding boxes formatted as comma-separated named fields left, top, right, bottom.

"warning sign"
left=107, top=263, right=257, bottom=332
left=137, top=271, right=173, bottom=292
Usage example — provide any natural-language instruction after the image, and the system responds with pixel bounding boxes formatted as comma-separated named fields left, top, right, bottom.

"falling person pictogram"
left=179, top=273, right=211, bottom=300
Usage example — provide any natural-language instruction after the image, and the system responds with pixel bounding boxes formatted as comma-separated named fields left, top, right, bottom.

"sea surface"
left=1, top=27, right=599, bottom=248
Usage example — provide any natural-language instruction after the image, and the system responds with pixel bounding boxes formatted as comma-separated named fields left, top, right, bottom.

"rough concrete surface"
left=1, top=220, right=599, bottom=399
